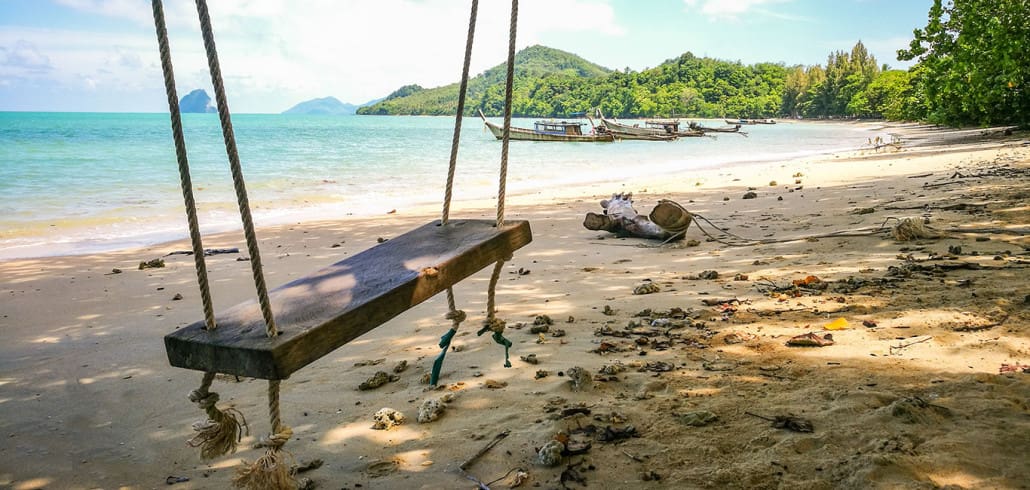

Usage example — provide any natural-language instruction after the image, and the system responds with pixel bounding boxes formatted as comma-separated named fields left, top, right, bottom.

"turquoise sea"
left=0, top=112, right=872, bottom=260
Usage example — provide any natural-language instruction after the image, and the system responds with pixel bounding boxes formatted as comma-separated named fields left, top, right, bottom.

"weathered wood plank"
left=165, top=219, right=532, bottom=379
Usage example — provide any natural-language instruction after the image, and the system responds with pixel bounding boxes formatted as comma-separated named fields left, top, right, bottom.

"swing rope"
left=431, top=0, right=479, bottom=387
left=195, top=0, right=277, bottom=338
left=158, top=0, right=523, bottom=481
left=152, top=0, right=245, bottom=462
left=431, top=0, right=518, bottom=385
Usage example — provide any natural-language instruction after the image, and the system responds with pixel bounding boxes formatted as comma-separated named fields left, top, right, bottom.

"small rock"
left=537, top=440, right=565, bottom=467
left=535, top=370, right=550, bottom=379
left=377, top=237, right=388, bottom=243
left=679, top=410, right=719, bottom=427
left=417, top=397, right=448, bottom=423
left=138, top=258, right=165, bottom=270
left=699, top=270, right=719, bottom=280
left=484, top=379, right=508, bottom=389
left=521, top=354, right=539, bottom=364
left=550, top=329, right=566, bottom=338
left=392, top=360, right=408, bottom=373
left=633, top=282, right=660, bottom=295
left=529, top=324, right=550, bottom=334
left=371, top=408, right=405, bottom=430
left=111, top=268, right=122, bottom=274
left=566, top=366, right=593, bottom=392
left=742, top=191, right=757, bottom=199
left=358, top=371, right=396, bottom=391
left=172, top=293, right=183, bottom=301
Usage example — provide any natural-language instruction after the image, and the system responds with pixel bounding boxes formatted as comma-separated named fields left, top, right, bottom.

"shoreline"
left=1, top=124, right=1027, bottom=489
left=0, top=119, right=880, bottom=262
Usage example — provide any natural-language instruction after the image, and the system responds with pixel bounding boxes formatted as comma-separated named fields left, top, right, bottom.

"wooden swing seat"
left=165, top=219, right=532, bottom=380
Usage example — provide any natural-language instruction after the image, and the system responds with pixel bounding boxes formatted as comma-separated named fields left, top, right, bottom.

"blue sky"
left=0, top=0, right=931, bottom=113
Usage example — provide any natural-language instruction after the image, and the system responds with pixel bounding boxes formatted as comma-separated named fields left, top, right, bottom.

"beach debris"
left=138, top=258, right=165, bottom=270
left=483, top=379, right=508, bottom=389
left=419, top=372, right=432, bottom=384
left=566, top=366, right=593, bottom=391
left=165, top=476, right=190, bottom=485
left=354, top=358, right=385, bottom=367
left=560, top=461, right=589, bottom=486
left=648, top=199, right=694, bottom=235
left=792, top=275, right=823, bottom=287
left=392, top=360, right=408, bottom=373
left=584, top=193, right=685, bottom=241
left=172, top=293, right=183, bottom=301
left=852, top=207, right=876, bottom=215
left=678, top=410, right=719, bottom=427
left=109, top=268, right=123, bottom=275
left=599, top=361, right=627, bottom=375
left=560, top=407, right=592, bottom=418
left=371, top=408, right=405, bottom=430
left=742, top=191, right=758, bottom=199
left=358, top=371, right=398, bottom=390
left=550, top=329, right=567, bottom=338
left=566, top=315, right=576, bottom=323
left=417, top=394, right=454, bottom=423
left=602, top=305, right=617, bottom=316
left=745, top=412, right=814, bottom=433
left=889, top=396, right=952, bottom=424
left=534, top=314, right=553, bottom=326
left=537, top=440, right=565, bottom=467
left=699, top=270, right=719, bottom=280
left=862, top=320, right=878, bottom=328
left=734, top=273, right=749, bottom=281
left=824, top=318, right=849, bottom=330
left=166, top=247, right=239, bottom=257
left=294, top=458, right=324, bottom=474
left=999, top=363, right=1030, bottom=374
left=786, top=332, right=835, bottom=347
left=520, top=353, right=539, bottom=364
left=889, top=336, right=933, bottom=355
left=598, top=425, right=639, bottom=442
left=535, top=370, right=550, bottom=379
left=509, top=469, right=530, bottom=487
left=376, top=237, right=388, bottom=243
left=644, top=361, right=676, bottom=372
left=633, top=281, right=660, bottom=295
left=891, top=218, right=943, bottom=241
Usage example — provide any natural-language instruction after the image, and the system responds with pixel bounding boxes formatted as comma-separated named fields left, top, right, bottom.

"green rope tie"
left=477, top=320, right=512, bottom=368
left=430, top=328, right=458, bottom=386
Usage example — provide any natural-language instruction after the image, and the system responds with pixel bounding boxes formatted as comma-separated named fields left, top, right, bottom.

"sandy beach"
left=1, top=123, right=1028, bottom=489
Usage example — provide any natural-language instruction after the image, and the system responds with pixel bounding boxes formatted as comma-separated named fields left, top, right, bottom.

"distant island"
left=282, top=96, right=385, bottom=115
left=179, top=89, right=215, bottom=113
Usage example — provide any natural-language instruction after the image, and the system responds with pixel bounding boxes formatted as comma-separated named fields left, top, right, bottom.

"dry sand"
left=1, top=124, right=1028, bottom=490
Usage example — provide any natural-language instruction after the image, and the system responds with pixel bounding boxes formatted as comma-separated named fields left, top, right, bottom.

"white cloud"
left=19, top=0, right=624, bottom=112
left=683, top=0, right=795, bottom=21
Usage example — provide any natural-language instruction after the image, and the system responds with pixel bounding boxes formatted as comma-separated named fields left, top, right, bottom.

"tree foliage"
left=359, top=3, right=1028, bottom=128
left=898, top=0, right=1029, bottom=126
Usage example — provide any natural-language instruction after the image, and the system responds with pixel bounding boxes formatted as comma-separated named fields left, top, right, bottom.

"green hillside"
left=358, top=45, right=611, bottom=116
left=358, top=0, right=1029, bottom=127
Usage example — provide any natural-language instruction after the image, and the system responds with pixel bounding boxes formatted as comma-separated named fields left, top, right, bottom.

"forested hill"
left=359, top=0, right=1028, bottom=128
left=358, top=45, right=611, bottom=116
left=359, top=44, right=791, bottom=118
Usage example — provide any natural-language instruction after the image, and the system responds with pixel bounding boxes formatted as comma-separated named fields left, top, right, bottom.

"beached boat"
left=690, top=122, right=744, bottom=133
left=725, top=118, right=776, bottom=125
left=597, top=112, right=703, bottom=138
left=479, top=109, right=614, bottom=142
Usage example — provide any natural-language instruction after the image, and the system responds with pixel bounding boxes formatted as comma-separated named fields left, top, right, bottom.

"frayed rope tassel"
left=232, top=426, right=297, bottom=489
left=187, top=389, right=248, bottom=459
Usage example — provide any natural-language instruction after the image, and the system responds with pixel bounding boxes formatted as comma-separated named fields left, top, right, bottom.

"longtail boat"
left=725, top=118, right=776, bottom=125
left=597, top=111, right=704, bottom=138
left=479, top=109, right=614, bottom=142
left=690, top=122, right=747, bottom=136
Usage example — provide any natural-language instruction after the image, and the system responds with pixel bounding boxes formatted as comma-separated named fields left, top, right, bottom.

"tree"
left=899, top=0, right=1029, bottom=126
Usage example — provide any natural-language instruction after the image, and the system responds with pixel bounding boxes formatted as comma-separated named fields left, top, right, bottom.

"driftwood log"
left=583, top=193, right=691, bottom=241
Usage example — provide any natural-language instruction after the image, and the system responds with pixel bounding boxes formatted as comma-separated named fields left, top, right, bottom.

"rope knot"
left=257, top=425, right=293, bottom=450
left=445, top=309, right=467, bottom=323
left=189, top=389, right=219, bottom=409
left=484, top=317, right=506, bottom=334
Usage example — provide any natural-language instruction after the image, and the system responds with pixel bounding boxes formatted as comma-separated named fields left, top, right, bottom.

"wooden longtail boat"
left=690, top=122, right=747, bottom=135
left=597, top=112, right=704, bottom=139
left=478, top=109, right=614, bottom=142
left=725, top=118, right=776, bottom=125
